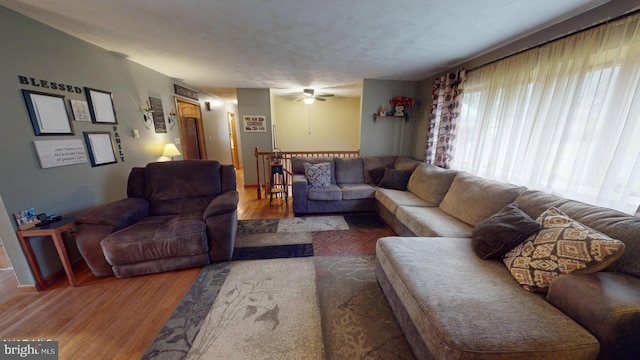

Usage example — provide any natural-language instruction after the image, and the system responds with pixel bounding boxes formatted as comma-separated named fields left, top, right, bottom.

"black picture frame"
left=85, top=87, right=118, bottom=124
left=83, top=131, right=117, bottom=166
left=21, top=89, right=74, bottom=135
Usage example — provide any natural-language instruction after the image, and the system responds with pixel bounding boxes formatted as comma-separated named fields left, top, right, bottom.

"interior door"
left=227, top=112, right=241, bottom=169
left=181, top=117, right=201, bottom=159
left=176, top=98, right=207, bottom=160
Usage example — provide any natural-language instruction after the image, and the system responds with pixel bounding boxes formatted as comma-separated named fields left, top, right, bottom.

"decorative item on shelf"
left=378, top=104, right=386, bottom=116
left=162, top=143, right=181, bottom=161
left=390, top=96, right=414, bottom=121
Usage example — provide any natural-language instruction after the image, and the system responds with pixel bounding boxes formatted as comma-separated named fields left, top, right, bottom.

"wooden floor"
left=0, top=169, right=293, bottom=360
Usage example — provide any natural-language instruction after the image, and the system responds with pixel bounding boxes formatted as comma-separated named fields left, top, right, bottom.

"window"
left=453, top=14, right=640, bottom=214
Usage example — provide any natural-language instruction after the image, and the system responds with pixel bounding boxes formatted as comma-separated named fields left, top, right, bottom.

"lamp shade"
left=302, top=97, right=315, bottom=105
left=162, top=143, right=181, bottom=158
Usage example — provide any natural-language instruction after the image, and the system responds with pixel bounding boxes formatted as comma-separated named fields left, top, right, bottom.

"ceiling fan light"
left=303, top=97, right=315, bottom=105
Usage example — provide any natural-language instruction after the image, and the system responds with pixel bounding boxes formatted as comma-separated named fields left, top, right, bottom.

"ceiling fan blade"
left=317, top=94, right=334, bottom=97
left=315, top=97, right=326, bottom=101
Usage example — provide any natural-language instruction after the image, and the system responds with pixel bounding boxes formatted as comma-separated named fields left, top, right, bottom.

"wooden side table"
left=15, top=217, right=77, bottom=290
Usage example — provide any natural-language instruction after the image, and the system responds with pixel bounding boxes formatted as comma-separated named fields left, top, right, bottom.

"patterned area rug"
left=142, top=215, right=413, bottom=359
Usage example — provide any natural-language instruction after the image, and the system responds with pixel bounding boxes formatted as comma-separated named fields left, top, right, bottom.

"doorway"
left=176, top=98, right=207, bottom=160
left=227, top=112, right=241, bottom=169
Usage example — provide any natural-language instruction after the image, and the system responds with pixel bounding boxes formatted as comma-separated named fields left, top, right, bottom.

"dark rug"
left=142, top=214, right=413, bottom=359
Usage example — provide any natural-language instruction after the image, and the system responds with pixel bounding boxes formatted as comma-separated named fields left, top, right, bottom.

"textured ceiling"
left=1, top=0, right=607, bottom=100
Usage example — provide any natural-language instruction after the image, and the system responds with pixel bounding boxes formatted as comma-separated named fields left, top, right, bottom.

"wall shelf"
left=372, top=113, right=410, bottom=122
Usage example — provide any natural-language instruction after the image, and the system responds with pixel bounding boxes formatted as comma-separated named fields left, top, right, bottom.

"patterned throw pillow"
left=304, top=162, right=332, bottom=188
left=503, top=207, right=625, bottom=293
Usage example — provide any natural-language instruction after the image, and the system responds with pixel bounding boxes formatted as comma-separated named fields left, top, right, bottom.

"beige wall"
left=272, top=96, right=361, bottom=151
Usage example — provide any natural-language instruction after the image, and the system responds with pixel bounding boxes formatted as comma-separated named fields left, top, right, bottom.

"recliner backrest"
left=140, top=160, right=223, bottom=215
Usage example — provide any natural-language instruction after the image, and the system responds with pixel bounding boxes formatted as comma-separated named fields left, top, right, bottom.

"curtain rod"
left=467, top=7, right=640, bottom=73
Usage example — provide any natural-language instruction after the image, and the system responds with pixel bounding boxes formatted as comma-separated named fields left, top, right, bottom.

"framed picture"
left=243, top=115, right=267, bottom=132
left=85, top=87, right=118, bottom=124
left=83, top=131, right=117, bottom=166
left=21, top=89, right=74, bottom=135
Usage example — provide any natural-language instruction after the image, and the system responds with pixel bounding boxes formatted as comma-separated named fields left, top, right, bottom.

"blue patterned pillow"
left=304, top=162, right=332, bottom=188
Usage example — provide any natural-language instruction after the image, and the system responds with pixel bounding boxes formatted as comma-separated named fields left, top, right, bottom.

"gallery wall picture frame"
left=21, top=89, right=74, bottom=135
left=85, top=87, right=118, bottom=124
left=83, top=131, right=118, bottom=167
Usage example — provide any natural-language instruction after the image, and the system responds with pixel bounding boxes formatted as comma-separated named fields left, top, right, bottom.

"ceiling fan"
left=297, top=88, right=334, bottom=104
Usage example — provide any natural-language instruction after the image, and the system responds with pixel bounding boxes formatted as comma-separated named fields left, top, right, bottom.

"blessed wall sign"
left=18, top=75, right=82, bottom=94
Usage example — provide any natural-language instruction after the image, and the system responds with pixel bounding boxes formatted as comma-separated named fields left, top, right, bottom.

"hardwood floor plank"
left=0, top=169, right=294, bottom=360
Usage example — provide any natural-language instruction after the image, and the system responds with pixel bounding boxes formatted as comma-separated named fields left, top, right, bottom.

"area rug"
left=142, top=215, right=412, bottom=359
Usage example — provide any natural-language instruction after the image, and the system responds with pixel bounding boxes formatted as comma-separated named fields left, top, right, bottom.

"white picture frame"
left=85, top=87, right=118, bottom=124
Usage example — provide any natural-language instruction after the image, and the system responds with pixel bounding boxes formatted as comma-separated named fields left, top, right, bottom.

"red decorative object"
left=389, top=96, right=414, bottom=108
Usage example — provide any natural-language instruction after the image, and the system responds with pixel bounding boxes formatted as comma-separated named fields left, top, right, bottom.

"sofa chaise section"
left=376, top=237, right=600, bottom=359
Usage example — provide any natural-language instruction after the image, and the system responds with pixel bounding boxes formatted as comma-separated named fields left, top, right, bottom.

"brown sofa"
left=75, top=160, right=238, bottom=278
left=374, top=162, right=640, bottom=359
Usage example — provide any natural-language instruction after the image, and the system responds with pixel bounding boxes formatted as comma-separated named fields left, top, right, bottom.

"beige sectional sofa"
left=374, top=162, right=640, bottom=359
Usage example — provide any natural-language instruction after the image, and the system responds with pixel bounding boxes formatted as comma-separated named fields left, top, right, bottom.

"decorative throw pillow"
left=303, top=162, right=332, bottom=188
left=472, top=203, right=542, bottom=260
left=368, top=167, right=387, bottom=185
left=377, top=168, right=413, bottom=191
left=503, top=207, right=625, bottom=293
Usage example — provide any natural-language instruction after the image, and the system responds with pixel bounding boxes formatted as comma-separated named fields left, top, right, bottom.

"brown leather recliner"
left=75, top=160, right=238, bottom=278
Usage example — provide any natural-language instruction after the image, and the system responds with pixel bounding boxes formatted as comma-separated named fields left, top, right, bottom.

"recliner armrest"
left=203, top=190, right=238, bottom=218
left=76, top=197, right=149, bottom=230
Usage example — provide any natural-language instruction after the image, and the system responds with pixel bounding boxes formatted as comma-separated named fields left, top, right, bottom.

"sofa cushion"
left=396, top=205, right=474, bottom=237
left=378, top=168, right=413, bottom=191
left=376, top=237, right=600, bottom=359
left=375, top=188, right=433, bottom=215
left=472, top=203, right=542, bottom=259
left=304, top=162, right=332, bottom=188
left=340, top=183, right=375, bottom=200
left=439, top=172, right=525, bottom=227
left=503, top=207, right=626, bottom=293
left=393, top=157, right=420, bottom=171
left=102, top=213, right=208, bottom=265
left=407, top=163, right=457, bottom=206
left=334, top=157, right=364, bottom=184
left=308, top=185, right=342, bottom=201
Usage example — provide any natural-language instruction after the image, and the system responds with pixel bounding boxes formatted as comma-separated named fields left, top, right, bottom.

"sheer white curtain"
left=453, top=13, right=640, bottom=214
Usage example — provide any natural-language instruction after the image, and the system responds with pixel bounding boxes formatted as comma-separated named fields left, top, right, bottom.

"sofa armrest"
left=292, top=174, right=308, bottom=215
left=76, top=197, right=149, bottom=230
left=547, top=272, right=640, bottom=359
left=203, top=190, right=238, bottom=218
